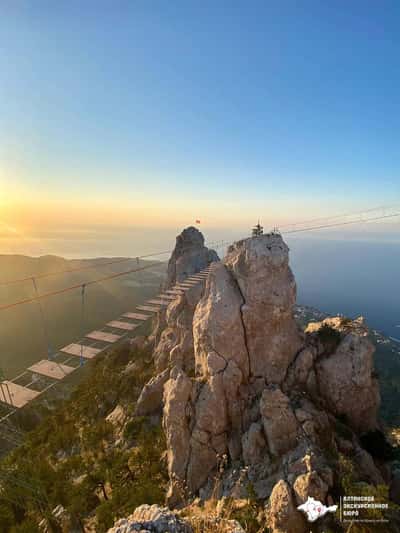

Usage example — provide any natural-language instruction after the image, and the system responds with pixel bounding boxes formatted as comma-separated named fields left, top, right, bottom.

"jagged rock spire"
left=160, top=232, right=381, bottom=521
left=135, top=229, right=382, bottom=532
left=166, top=226, right=219, bottom=288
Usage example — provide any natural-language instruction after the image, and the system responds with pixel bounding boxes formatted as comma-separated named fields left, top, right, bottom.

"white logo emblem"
left=297, top=496, right=337, bottom=522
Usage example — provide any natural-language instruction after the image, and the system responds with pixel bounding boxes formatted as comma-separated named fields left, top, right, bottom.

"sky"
left=0, top=1, right=399, bottom=257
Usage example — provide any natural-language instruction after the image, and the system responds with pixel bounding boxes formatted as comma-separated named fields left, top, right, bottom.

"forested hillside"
left=0, top=342, right=168, bottom=532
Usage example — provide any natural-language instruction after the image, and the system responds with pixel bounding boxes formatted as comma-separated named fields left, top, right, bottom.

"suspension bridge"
left=0, top=252, right=224, bottom=428
left=0, top=204, right=399, bottom=437
left=0, top=266, right=212, bottom=414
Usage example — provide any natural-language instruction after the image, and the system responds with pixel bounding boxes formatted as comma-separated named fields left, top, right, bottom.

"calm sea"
left=287, top=237, right=400, bottom=340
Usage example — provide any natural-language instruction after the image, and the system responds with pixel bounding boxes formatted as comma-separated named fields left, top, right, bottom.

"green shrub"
left=96, top=502, right=115, bottom=533
left=317, top=324, right=342, bottom=355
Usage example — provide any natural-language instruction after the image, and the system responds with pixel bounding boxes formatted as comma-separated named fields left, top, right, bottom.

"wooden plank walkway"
left=28, top=360, right=75, bottom=381
left=0, top=382, right=40, bottom=408
left=0, top=264, right=213, bottom=413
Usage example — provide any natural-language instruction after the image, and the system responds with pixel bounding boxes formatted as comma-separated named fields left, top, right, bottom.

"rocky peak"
left=166, top=226, right=219, bottom=288
left=135, top=231, right=385, bottom=532
left=224, top=233, right=303, bottom=382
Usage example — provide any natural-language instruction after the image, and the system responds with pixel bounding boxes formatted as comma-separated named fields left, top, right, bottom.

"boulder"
left=315, top=332, right=380, bottom=432
left=135, top=368, right=170, bottom=416
left=107, top=504, right=192, bottom=532
left=293, top=471, right=329, bottom=505
left=106, top=404, right=126, bottom=428
left=260, top=387, right=299, bottom=456
left=242, top=422, right=267, bottom=466
left=267, top=480, right=307, bottom=533
left=283, top=346, right=316, bottom=391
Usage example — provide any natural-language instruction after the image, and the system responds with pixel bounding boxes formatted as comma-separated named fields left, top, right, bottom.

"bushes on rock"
left=317, top=324, right=342, bottom=355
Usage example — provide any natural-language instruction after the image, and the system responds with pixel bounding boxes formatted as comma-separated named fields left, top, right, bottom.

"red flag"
left=195, top=219, right=201, bottom=224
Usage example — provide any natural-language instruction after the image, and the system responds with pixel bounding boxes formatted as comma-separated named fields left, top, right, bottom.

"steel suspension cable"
left=0, top=260, right=163, bottom=312
left=281, top=211, right=400, bottom=235
left=0, top=239, right=229, bottom=313
left=31, top=277, right=53, bottom=360
left=0, top=239, right=222, bottom=288
left=80, top=284, right=86, bottom=368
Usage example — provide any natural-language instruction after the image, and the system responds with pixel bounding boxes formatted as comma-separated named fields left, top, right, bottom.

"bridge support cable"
left=31, top=277, right=54, bottom=361
left=80, top=284, right=86, bottom=368
left=31, top=279, right=71, bottom=379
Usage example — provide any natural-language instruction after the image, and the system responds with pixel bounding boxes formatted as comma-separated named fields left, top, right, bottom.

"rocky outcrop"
left=242, top=422, right=266, bottom=466
left=163, top=234, right=309, bottom=504
left=107, top=504, right=246, bottom=533
left=313, top=326, right=379, bottom=432
left=134, top=230, right=384, bottom=532
left=267, top=480, right=307, bottom=533
left=224, top=235, right=303, bottom=382
left=135, top=368, right=170, bottom=416
left=163, top=368, right=193, bottom=504
left=141, top=227, right=219, bottom=416
left=193, top=262, right=249, bottom=379
left=259, top=387, right=299, bottom=456
left=153, top=282, right=204, bottom=373
left=149, top=226, right=219, bottom=374
left=166, top=226, right=218, bottom=288
left=107, top=504, right=192, bottom=533
left=158, top=234, right=382, bottom=514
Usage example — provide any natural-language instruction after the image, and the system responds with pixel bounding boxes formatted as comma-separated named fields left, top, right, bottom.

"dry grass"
left=180, top=497, right=267, bottom=533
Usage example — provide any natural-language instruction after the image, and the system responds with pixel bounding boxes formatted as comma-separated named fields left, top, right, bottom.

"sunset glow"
left=0, top=3, right=399, bottom=257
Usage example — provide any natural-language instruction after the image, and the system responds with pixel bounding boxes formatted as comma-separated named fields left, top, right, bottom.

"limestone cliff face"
left=305, top=317, right=380, bottom=433
left=224, top=234, right=303, bottom=382
left=138, top=231, right=383, bottom=533
left=164, top=234, right=308, bottom=505
left=153, top=282, right=203, bottom=374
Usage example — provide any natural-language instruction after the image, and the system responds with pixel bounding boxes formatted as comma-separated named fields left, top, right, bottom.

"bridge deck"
left=0, top=382, right=40, bottom=408
left=107, top=320, right=138, bottom=331
left=28, top=360, right=75, bottom=381
left=61, top=343, right=102, bottom=359
left=147, top=299, right=170, bottom=305
left=86, top=331, right=122, bottom=343
left=123, top=312, right=150, bottom=320
left=0, top=264, right=214, bottom=416
left=136, top=305, right=161, bottom=313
